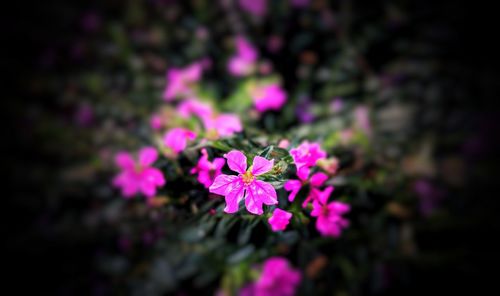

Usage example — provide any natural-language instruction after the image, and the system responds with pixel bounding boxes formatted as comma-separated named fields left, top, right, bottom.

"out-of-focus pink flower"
left=290, top=141, right=327, bottom=175
left=163, top=62, right=203, bottom=101
left=284, top=179, right=302, bottom=203
left=228, top=36, right=258, bottom=76
left=163, top=128, right=197, bottom=153
left=238, top=283, right=256, bottom=296
left=300, top=172, right=329, bottom=208
left=239, top=0, right=267, bottom=17
left=310, top=186, right=350, bottom=237
left=150, top=114, right=162, bottom=130
left=113, top=147, right=166, bottom=198
left=290, top=141, right=327, bottom=168
left=74, top=103, right=94, bottom=127
left=278, top=139, right=290, bottom=149
left=203, top=113, right=243, bottom=137
left=268, top=208, right=292, bottom=231
left=254, top=257, right=301, bottom=296
left=331, top=97, right=344, bottom=113
left=296, top=99, right=314, bottom=123
left=290, top=0, right=310, bottom=7
left=354, top=105, right=371, bottom=135
left=209, top=150, right=278, bottom=215
left=177, top=98, right=213, bottom=119
left=252, top=84, right=287, bottom=112
left=310, top=172, right=328, bottom=187
left=317, top=157, right=340, bottom=175
left=191, top=148, right=225, bottom=188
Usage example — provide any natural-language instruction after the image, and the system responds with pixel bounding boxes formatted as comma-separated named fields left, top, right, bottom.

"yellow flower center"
left=241, top=170, right=254, bottom=186
left=134, top=164, right=143, bottom=173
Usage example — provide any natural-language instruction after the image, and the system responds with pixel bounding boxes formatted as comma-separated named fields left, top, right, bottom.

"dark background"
left=4, top=0, right=500, bottom=295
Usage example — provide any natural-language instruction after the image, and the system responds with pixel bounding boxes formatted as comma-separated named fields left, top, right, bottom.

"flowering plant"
left=22, top=0, right=484, bottom=295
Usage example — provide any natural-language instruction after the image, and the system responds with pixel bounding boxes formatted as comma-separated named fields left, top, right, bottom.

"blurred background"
left=4, top=0, right=500, bottom=295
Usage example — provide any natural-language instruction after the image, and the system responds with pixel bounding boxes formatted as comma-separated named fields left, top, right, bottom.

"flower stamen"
left=241, top=170, right=255, bottom=186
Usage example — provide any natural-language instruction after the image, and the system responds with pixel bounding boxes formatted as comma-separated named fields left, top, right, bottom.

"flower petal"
left=224, top=150, right=247, bottom=173
left=209, top=175, right=245, bottom=214
left=251, top=156, right=274, bottom=175
left=317, top=186, right=334, bottom=205
left=144, top=168, right=166, bottom=186
left=212, top=158, right=226, bottom=170
left=113, top=171, right=138, bottom=198
left=284, top=179, right=302, bottom=202
left=268, top=208, right=292, bottom=231
left=296, top=166, right=310, bottom=181
left=163, top=128, right=187, bottom=153
left=245, top=190, right=263, bottom=215
left=209, top=174, right=240, bottom=195
left=310, top=172, right=328, bottom=187
left=139, top=168, right=165, bottom=197
left=138, top=147, right=158, bottom=167
left=224, top=183, right=245, bottom=214
left=115, top=152, right=135, bottom=170
left=329, top=201, right=351, bottom=215
left=246, top=180, right=278, bottom=215
left=197, top=171, right=212, bottom=188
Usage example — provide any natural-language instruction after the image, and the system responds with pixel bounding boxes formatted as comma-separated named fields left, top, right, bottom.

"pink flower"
left=300, top=172, right=328, bottom=208
left=252, top=84, right=287, bottom=112
left=202, top=113, right=243, bottom=137
left=290, top=141, right=326, bottom=179
left=239, top=0, right=267, bottom=17
left=163, top=62, right=203, bottom=101
left=317, top=157, right=340, bottom=175
left=209, top=150, right=278, bottom=215
left=290, top=0, right=310, bottom=7
left=268, top=208, right=292, bottom=231
left=278, top=139, right=290, bottom=149
left=176, top=98, right=242, bottom=138
left=228, top=36, right=258, bottom=76
left=284, top=172, right=328, bottom=205
left=284, top=180, right=302, bottom=202
left=254, top=257, right=301, bottom=296
left=290, top=141, right=327, bottom=168
left=310, top=186, right=350, bottom=237
left=190, top=148, right=225, bottom=188
left=113, top=147, right=166, bottom=198
left=177, top=98, right=213, bottom=119
left=150, top=114, right=162, bottom=130
left=163, top=128, right=197, bottom=153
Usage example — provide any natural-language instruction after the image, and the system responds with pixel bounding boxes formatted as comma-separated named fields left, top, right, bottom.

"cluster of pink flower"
left=282, top=141, right=350, bottom=237
left=155, top=61, right=244, bottom=144
left=227, top=35, right=287, bottom=112
left=112, top=35, right=349, bottom=240
left=209, top=150, right=278, bottom=215
left=206, top=140, right=350, bottom=238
